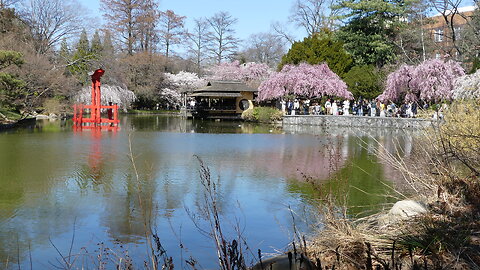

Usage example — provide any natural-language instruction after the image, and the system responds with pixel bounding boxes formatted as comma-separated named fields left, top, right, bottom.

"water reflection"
left=0, top=115, right=418, bottom=269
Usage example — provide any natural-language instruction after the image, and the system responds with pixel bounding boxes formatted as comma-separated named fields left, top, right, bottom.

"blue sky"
left=82, top=0, right=305, bottom=42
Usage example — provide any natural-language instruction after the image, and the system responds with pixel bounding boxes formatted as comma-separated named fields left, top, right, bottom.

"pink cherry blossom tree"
left=207, top=60, right=272, bottom=82
left=378, top=59, right=464, bottom=103
left=257, top=63, right=352, bottom=100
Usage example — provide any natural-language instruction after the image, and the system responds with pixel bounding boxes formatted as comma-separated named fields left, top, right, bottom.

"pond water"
left=0, top=115, right=416, bottom=269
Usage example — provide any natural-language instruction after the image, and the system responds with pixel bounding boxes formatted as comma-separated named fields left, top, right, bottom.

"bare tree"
left=240, top=32, right=287, bottom=67
left=0, top=0, right=20, bottom=9
left=207, top=11, right=240, bottom=64
left=430, top=0, right=463, bottom=56
left=289, top=0, right=337, bottom=36
left=186, top=18, right=211, bottom=74
left=21, top=0, right=86, bottom=54
left=395, top=0, right=432, bottom=64
left=460, top=3, right=480, bottom=61
left=158, top=9, right=186, bottom=58
left=101, top=0, right=143, bottom=55
left=271, top=21, right=296, bottom=45
left=137, top=0, right=159, bottom=53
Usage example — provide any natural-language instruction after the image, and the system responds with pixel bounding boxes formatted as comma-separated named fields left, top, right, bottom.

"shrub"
left=42, top=97, right=67, bottom=115
left=242, top=106, right=283, bottom=122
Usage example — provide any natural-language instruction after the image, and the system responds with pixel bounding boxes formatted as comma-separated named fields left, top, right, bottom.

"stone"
left=282, top=115, right=433, bottom=129
left=35, top=114, right=50, bottom=119
left=379, top=200, right=428, bottom=225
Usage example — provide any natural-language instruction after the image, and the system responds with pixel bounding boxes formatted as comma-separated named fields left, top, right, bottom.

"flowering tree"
left=158, top=71, right=206, bottom=108
left=207, top=61, right=272, bottom=82
left=378, top=59, right=465, bottom=103
left=257, top=63, right=352, bottom=100
left=453, top=69, right=480, bottom=100
left=75, top=84, right=136, bottom=111
left=158, top=88, right=182, bottom=108
left=163, top=71, right=206, bottom=91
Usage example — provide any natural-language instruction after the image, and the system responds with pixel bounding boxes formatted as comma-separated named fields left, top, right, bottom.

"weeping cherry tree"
left=378, top=59, right=465, bottom=103
left=74, top=84, right=136, bottom=111
left=257, top=63, right=352, bottom=101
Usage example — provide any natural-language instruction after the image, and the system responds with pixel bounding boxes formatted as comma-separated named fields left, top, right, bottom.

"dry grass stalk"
left=307, top=101, right=480, bottom=269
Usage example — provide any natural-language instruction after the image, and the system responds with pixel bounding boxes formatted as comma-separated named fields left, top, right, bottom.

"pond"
left=0, top=115, right=416, bottom=269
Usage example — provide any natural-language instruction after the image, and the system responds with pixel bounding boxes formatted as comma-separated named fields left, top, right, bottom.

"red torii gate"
left=73, top=69, right=119, bottom=128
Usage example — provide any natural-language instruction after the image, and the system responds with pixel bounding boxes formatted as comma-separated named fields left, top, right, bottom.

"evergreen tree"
left=0, top=50, right=26, bottom=112
left=68, top=29, right=94, bottom=85
left=90, top=30, right=103, bottom=55
left=469, top=57, right=480, bottom=74
left=343, top=65, right=384, bottom=99
left=76, top=29, right=90, bottom=54
left=102, top=30, right=115, bottom=57
left=279, top=32, right=353, bottom=78
left=59, top=38, right=70, bottom=61
left=334, top=0, right=411, bottom=67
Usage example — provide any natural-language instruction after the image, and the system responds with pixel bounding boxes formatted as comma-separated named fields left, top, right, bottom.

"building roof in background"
left=432, top=5, right=476, bottom=17
left=191, top=81, right=258, bottom=93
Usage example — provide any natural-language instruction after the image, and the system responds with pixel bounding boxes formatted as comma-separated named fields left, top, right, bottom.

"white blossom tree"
left=453, top=70, right=480, bottom=100
left=163, top=71, right=206, bottom=92
left=159, top=71, right=206, bottom=109
left=158, top=88, right=182, bottom=108
left=74, top=84, right=136, bottom=111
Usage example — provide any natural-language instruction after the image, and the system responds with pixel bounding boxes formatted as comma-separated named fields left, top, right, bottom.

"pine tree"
left=102, top=30, right=115, bottom=57
left=68, top=29, right=94, bottom=85
left=59, top=39, right=70, bottom=60
left=90, top=30, right=103, bottom=56
left=0, top=50, right=26, bottom=112
left=334, top=0, right=412, bottom=67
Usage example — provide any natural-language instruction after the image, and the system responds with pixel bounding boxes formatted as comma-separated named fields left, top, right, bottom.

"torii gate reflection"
left=73, top=126, right=118, bottom=184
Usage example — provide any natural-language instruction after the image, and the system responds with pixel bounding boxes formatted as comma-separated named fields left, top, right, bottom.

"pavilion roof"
left=191, top=80, right=258, bottom=93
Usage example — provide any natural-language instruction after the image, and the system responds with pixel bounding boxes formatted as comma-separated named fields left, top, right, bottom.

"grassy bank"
left=305, top=100, right=480, bottom=269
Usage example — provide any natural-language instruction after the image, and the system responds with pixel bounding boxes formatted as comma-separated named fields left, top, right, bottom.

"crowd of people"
left=279, top=98, right=420, bottom=118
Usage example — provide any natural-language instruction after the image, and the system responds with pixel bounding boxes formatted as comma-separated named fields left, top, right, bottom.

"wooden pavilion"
left=186, top=81, right=257, bottom=119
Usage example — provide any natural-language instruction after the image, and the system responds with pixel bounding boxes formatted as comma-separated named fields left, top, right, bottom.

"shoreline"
left=0, top=118, right=36, bottom=131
